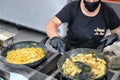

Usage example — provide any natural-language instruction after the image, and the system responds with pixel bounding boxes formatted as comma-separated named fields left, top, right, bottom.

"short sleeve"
left=55, top=3, right=72, bottom=23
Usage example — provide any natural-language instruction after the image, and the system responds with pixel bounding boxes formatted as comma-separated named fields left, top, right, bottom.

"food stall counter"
left=0, top=55, right=57, bottom=80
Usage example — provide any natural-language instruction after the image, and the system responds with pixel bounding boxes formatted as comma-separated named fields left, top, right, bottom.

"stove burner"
left=54, top=72, right=71, bottom=80
left=34, top=51, right=61, bottom=75
left=54, top=71, right=114, bottom=80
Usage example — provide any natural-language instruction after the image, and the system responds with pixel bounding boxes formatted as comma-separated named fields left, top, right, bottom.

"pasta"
left=6, top=47, right=45, bottom=64
left=62, top=58, right=81, bottom=77
left=62, top=53, right=107, bottom=79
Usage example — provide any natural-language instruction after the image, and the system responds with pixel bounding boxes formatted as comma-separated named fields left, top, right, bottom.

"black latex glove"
left=100, top=33, right=119, bottom=47
left=49, top=37, right=65, bottom=53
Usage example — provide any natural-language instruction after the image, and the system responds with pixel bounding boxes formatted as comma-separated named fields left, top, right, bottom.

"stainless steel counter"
left=110, top=69, right=120, bottom=80
left=0, top=55, right=57, bottom=80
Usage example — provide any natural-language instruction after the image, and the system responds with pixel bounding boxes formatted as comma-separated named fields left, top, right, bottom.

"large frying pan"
left=57, top=46, right=109, bottom=80
left=1, top=36, right=49, bottom=68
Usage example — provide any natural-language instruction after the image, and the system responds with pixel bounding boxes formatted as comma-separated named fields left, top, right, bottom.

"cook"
left=46, top=0, right=120, bottom=53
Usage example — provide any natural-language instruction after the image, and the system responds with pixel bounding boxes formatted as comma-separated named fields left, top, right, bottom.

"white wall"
left=0, top=0, right=70, bottom=34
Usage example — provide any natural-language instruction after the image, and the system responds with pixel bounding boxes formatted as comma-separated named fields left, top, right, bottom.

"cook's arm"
left=111, top=26, right=120, bottom=40
left=46, top=16, right=62, bottom=39
left=101, top=26, right=120, bottom=47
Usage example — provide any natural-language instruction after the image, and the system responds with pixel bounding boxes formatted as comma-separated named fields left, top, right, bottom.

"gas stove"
left=34, top=51, right=61, bottom=75
left=30, top=51, right=120, bottom=80
left=0, top=49, right=119, bottom=80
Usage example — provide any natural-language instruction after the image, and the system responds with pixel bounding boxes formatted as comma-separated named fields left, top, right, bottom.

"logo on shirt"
left=94, top=27, right=105, bottom=36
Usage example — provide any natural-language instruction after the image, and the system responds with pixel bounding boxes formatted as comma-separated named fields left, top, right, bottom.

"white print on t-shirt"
left=94, top=27, right=105, bottom=36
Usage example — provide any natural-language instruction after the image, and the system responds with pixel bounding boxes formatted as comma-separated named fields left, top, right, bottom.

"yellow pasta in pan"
left=62, top=53, right=107, bottom=78
left=6, top=47, right=45, bottom=64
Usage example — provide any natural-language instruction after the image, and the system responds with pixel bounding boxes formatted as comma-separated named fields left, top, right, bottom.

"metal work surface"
left=0, top=55, right=57, bottom=80
left=0, top=48, right=120, bottom=80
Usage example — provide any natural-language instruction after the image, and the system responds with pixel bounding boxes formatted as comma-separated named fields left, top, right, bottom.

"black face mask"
left=84, top=0, right=101, bottom=12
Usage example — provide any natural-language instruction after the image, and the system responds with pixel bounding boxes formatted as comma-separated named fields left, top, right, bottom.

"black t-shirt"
left=56, top=1, right=120, bottom=50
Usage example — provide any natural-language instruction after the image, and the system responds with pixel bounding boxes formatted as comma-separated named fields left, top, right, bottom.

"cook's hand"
left=49, top=37, right=65, bottom=53
left=100, top=33, right=119, bottom=47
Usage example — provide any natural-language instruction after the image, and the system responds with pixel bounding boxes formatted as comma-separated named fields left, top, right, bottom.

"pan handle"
left=40, top=36, right=49, bottom=44
left=97, top=41, right=106, bottom=52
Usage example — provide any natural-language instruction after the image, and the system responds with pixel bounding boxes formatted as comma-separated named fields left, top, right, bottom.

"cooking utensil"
left=74, top=61, right=91, bottom=72
left=1, top=36, right=49, bottom=68
left=60, top=51, right=73, bottom=61
left=57, top=42, right=109, bottom=80
left=60, top=50, right=93, bottom=80
left=73, top=61, right=92, bottom=80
